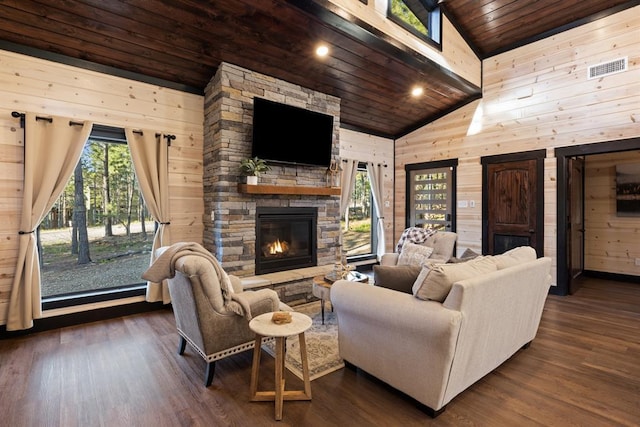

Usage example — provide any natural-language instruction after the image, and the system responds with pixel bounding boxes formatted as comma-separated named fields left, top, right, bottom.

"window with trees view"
left=40, top=131, right=152, bottom=299
left=342, top=164, right=378, bottom=258
left=388, top=0, right=441, bottom=46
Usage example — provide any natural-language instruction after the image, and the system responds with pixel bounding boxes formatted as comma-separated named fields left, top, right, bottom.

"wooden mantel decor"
left=238, top=184, right=341, bottom=196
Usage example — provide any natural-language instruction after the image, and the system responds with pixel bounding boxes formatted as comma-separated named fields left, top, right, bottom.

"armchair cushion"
left=373, top=264, right=422, bottom=294
left=412, top=256, right=497, bottom=302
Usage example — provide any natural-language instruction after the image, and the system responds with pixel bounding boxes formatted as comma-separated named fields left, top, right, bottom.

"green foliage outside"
left=40, top=138, right=153, bottom=297
left=390, top=0, right=428, bottom=36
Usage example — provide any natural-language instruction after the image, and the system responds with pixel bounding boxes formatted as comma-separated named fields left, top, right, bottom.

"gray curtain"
left=7, top=113, right=93, bottom=331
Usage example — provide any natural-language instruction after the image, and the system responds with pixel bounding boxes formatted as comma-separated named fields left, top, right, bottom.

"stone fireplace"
left=202, top=62, right=341, bottom=280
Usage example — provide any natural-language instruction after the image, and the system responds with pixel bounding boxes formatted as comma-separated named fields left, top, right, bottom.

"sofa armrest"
left=441, top=257, right=552, bottom=405
left=380, top=253, right=399, bottom=266
left=331, top=281, right=458, bottom=328
left=330, top=280, right=462, bottom=410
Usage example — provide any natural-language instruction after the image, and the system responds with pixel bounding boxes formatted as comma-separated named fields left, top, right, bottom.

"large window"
left=388, top=0, right=441, bottom=46
left=342, top=164, right=378, bottom=259
left=40, top=128, right=152, bottom=300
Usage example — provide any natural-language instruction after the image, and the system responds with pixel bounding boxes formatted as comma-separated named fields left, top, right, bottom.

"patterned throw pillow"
left=397, top=242, right=434, bottom=266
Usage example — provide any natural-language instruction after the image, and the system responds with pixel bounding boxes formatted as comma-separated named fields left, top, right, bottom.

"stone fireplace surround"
left=203, top=63, right=341, bottom=305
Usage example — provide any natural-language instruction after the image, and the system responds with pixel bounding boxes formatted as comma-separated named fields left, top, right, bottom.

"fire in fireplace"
left=255, top=207, right=317, bottom=274
left=264, top=238, right=290, bottom=256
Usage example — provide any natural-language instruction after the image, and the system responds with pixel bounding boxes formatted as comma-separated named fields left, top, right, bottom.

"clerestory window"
left=388, top=0, right=441, bottom=47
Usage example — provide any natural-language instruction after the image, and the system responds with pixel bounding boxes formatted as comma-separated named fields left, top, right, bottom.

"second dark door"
left=485, top=158, right=541, bottom=255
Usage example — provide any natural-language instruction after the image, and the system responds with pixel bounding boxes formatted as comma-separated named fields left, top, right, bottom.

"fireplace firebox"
left=255, top=207, right=317, bottom=274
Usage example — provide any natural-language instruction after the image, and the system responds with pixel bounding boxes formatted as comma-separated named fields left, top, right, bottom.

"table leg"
left=275, top=336, right=285, bottom=421
left=250, top=335, right=263, bottom=398
left=320, top=297, right=325, bottom=325
left=298, top=332, right=312, bottom=399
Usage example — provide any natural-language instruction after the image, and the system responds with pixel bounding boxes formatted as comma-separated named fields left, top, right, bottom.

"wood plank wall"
left=394, top=6, right=640, bottom=285
left=585, top=151, right=640, bottom=275
left=0, top=49, right=204, bottom=325
left=339, top=128, right=394, bottom=252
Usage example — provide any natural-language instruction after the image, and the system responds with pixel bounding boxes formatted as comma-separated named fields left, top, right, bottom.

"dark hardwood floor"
left=1, top=277, right=638, bottom=426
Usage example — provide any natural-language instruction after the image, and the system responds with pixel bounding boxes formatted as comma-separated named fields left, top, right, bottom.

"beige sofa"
left=330, top=247, right=552, bottom=416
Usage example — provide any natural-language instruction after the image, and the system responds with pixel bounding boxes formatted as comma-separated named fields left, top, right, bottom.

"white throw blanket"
left=142, top=242, right=253, bottom=319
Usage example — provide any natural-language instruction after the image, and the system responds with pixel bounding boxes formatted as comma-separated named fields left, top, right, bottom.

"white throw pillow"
left=398, top=242, right=434, bottom=266
left=412, top=256, right=498, bottom=302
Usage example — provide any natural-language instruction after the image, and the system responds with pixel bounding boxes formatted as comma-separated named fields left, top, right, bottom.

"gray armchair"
left=158, top=248, right=289, bottom=386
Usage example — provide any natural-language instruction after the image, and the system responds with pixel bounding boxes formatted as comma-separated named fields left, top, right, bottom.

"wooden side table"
left=249, top=312, right=313, bottom=421
left=312, top=271, right=369, bottom=324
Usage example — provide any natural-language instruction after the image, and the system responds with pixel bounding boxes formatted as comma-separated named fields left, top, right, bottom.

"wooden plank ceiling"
left=442, top=0, right=634, bottom=58
left=0, top=0, right=634, bottom=138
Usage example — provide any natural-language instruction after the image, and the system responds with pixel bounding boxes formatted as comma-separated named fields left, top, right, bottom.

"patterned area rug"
left=263, top=301, right=343, bottom=381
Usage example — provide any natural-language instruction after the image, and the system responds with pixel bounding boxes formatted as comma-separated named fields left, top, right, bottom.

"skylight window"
left=388, top=0, right=441, bottom=47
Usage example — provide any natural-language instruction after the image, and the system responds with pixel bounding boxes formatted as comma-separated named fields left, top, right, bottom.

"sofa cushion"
left=492, top=246, right=537, bottom=269
left=398, top=242, right=434, bottom=266
left=448, top=248, right=480, bottom=264
left=373, top=264, right=422, bottom=294
left=413, top=256, right=498, bottom=302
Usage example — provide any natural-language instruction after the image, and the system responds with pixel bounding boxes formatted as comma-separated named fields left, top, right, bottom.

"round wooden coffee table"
left=249, top=311, right=313, bottom=421
left=312, top=271, right=369, bottom=324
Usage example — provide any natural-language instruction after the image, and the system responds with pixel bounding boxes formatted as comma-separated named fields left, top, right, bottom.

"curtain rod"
left=12, top=112, right=176, bottom=145
left=12, top=111, right=84, bottom=128
left=131, top=130, right=176, bottom=146
left=341, top=158, right=387, bottom=167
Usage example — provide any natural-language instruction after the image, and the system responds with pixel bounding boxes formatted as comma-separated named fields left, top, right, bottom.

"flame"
left=267, top=238, right=289, bottom=255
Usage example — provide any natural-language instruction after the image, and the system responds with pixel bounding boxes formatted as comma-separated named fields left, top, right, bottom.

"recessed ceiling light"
left=411, top=87, right=424, bottom=97
left=316, top=45, right=329, bottom=57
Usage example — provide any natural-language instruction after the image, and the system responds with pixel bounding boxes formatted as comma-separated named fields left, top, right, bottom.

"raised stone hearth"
left=202, top=62, right=341, bottom=303
left=241, top=265, right=334, bottom=307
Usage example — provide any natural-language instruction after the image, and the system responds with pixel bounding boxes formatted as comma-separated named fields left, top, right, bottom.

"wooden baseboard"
left=0, top=301, right=167, bottom=338
left=583, top=270, right=640, bottom=284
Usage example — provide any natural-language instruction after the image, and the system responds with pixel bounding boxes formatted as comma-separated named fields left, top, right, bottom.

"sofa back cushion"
left=492, top=246, right=537, bottom=269
left=373, top=264, right=422, bottom=294
left=412, top=256, right=498, bottom=302
left=395, top=228, right=458, bottom=263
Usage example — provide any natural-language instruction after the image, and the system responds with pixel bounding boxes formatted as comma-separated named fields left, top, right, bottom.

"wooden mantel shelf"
left=238, top=183, right=341, bottom=196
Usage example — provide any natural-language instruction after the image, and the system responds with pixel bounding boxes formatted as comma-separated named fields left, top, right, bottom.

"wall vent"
left=588, top=57, right=627, bottom=79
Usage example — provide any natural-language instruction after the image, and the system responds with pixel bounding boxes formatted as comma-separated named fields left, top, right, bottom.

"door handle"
left=529, top=229, right=535, bottom=234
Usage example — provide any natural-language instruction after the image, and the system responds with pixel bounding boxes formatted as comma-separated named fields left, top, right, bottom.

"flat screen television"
left=251, top=97, right=334, bottom=167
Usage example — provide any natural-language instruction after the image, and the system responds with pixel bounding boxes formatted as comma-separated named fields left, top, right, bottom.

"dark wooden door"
left=486, top=159, right=538, bottom=255
left=568, top=157, right=585, bottom=294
